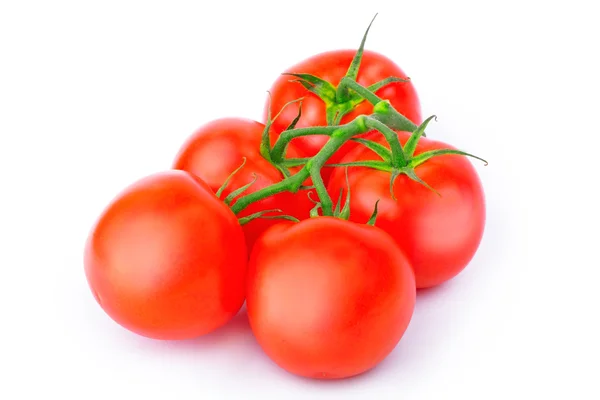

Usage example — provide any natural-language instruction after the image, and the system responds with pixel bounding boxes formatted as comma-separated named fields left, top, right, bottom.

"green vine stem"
left=231, top=80, right=487, bottom=218
left=270, top=126, right=339, bottom=164
left=231, top=118, right=371, bottom=216
left=338, top=78, right=419, bottom=133
left=269, top=96, right=414, bottom=165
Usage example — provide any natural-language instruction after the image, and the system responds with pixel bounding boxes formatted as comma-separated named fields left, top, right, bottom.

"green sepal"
left=259, top=215, right=300, bottom=222
left=309, top=202, right=322, bottom=218
left=306, top=190, right=322, bottom=217
left=216, top=157, right=246, bottom=199
left=366, top=199, right=380, bottom=226
left=238, top=209, right=300, bottom=225
left=403, top=168, right=440, bottom=196
left=333, top=188, right=344, bottom=216
left=336, top=13, right=378, bottom=103
left=350, top=138, right=392, bottom=162
left=283, top=73, right=337, bottom=103
left=307, top=190, right=320, bottom=205
left=338, top=168, right=351, bottom=220
left=224, top=173, right=258, bottom=206
left=367, top=76, right=410, bottom=93
left=410, top=149, right=489, bottom=168
left=404, top=115, right=437, bottom=158
left=261, top=96, right=303, bottom=178
left=285, top=100, right=303, bottom=131
left=389, top=169, right=401, bottom=201
left=260, top=94, right=275, bottom=162
left=388, top=167, right=440, bottom=198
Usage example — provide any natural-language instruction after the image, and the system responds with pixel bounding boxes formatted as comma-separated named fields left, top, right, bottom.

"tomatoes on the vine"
left=84, top=170, right=247, bottom=340
left=265, top=50, right=422, bottom=182
left=246, top=217, right=416, bottom=379
left=327, top=132, right=486, bottom=289
left=172, top=118, right=313, bottom=251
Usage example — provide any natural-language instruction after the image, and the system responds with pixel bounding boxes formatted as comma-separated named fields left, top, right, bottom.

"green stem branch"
left=231, top=177, right=300, bottom=215
left=305, top=130, right=358, bottom=215
left=270, top=125, right=339, bottom=163
left=338, top=76, right=382, bottom=105
left=232, top=93, right=456, bottom=216
left=232, top=118, right=367, bottom=215
left=339, top=77, right=419, bottom=133
left=365, top=117, right=407, bottom=168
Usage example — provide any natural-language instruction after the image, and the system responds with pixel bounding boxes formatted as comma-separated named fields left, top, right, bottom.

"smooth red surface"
left=84, top=170, right=247, bottom=340
left=264, top=49, right=422, bottom=182
left=173, top=118, right=313, bottom=251
left=327, top=132, right=486, bottom=288
left=247, top=218, right=416, bottom=379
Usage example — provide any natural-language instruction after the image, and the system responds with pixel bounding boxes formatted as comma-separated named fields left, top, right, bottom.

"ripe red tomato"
left=172, top=118, right=314, bottom=251
left=327, top=132, right=486, bottom=288
left=246, top=217, right=416, bottom=379
left=84, top=170, right=247, bottom=340
left=265, top=50, right=422, bottom=181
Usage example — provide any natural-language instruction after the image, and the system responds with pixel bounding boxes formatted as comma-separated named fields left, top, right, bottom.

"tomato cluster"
left=84, top=19, right=486, bottom=380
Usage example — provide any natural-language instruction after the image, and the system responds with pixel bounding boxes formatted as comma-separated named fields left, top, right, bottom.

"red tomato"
left=247, top=217, right=416, bottom=379
left=327, top=132, right=486, bottom=289
left=172, top=118, right=313, bottom=251
left=84, top=170, right=247, bottom=340
left=265, top=50, right=422, bottom=181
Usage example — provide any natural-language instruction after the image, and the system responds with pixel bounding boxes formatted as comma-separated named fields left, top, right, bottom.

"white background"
left=1, top=0, right=598, bottom=398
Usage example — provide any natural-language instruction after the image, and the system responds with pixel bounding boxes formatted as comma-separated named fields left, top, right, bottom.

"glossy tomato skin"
left=84, top=170, right=247, bottom=340
left=327, top=132, right=486, bottom=289
left=265, top=50, right=422, bottom=181
left=173, top=118, right=313, bottom=251
left=247, top=217, right=416, bottom=379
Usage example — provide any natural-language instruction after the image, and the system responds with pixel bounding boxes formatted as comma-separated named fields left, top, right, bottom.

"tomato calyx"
left=354, top=115, right=488, bottom=198
left=283, top=14, right=413, bottom=126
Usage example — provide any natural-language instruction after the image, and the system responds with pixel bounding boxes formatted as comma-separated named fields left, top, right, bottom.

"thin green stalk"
left=339, top=77, right=418, bottom=133
left=338, top=76, right=383, bottom=105
left=335, top=13, right=378, bottom=103
left=364, top=117, right=407, bottom=168
left=305, top=131, right=356, bottom=215
left=232, top=119, right=366, bottom=215
left=231, top=177, right=302, bottom=215
left=270, top=125, right=339, bottom=163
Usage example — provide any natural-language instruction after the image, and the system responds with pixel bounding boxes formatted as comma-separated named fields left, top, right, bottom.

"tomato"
left=265, top=49, right=422, bottom=182
left=84, top=170, right=247, bottom=340
left=327, top=132, right=486, bottom=289
left=246, top=217, right=416, bottom=379
left=172, top=118, right=313, bottom=251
